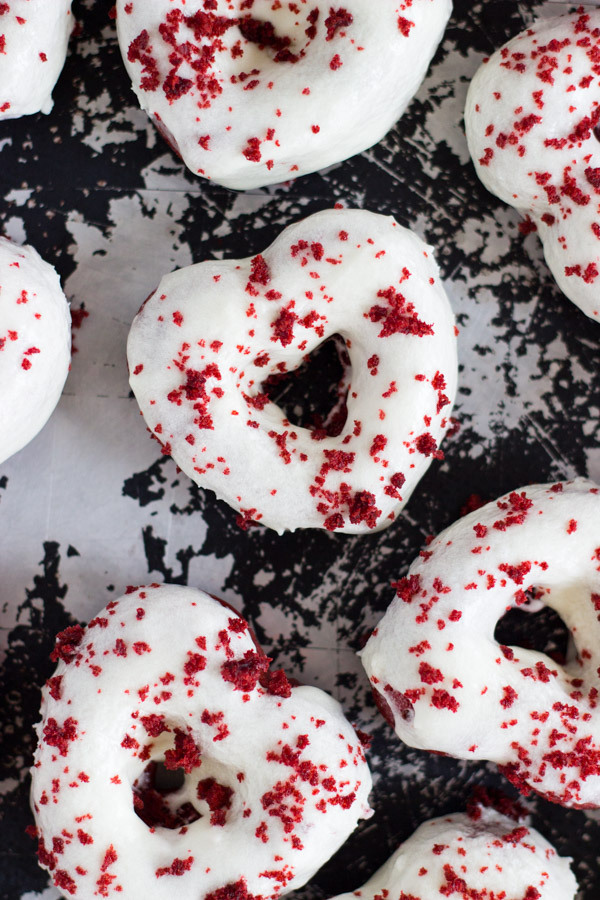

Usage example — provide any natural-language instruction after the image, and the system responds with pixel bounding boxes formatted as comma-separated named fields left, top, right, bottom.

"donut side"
left=115, top=1, right=452, bottom=190
left=31, top=584, right=373, bottom=899
left=331, top=807, right=578, bottom=900
left=127, top=208, right=458, bottom=534
left=361, top=479, right=600, bottom=807
left=465, top=10, right=600, bottom=320
left=0, top=237, right=71, bottom=465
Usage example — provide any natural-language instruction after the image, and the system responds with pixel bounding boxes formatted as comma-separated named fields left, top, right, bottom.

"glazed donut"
left=331, top=806, right=577, bottom=899
left=465, top=10, right=600, bottom=321
left=127, top=209, right=457, bottom=535
left=0, top=237, right=71, bottom=466
left=31, top=584, right=373, bottom=899
left=0, top=1, right=73, bottom=120
left=115, top=0, right=452, bottom=190
left=361, top=479, right=600, bottom=808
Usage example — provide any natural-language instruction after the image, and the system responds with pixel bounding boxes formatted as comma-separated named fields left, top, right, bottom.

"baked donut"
left=0, top=1, right=73, bottom=119
left=31, top=584, right=373, bottom=899
left=465, top=10, right=600, bottom=321
left=115, top=0, right=452, bottom=190
left=0, top=237, right=71, bottom=466
left=361, top=479, right=600, bottom=808
left=127, top=209, right=457, bottom=534
left=331, top=806, right=578, bottom=899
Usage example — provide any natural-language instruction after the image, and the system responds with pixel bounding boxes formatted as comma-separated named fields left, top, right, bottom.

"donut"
left=331, top=806, right=578, bottom=899
left=465, top=9, right=600, bottom=321
left=0, top=1, right=73, bottom=120
left=127, top=209, right=458, bottom=534
left=31, top=584, right=373, bottom=899
left=0, top=237, right=71, bottom=466
left=115, top=0, right=452, bottom=190
left=361, top=479, right=600, bottom=808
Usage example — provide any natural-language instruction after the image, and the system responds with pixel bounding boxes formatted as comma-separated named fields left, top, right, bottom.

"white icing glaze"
left=331, top=807, right=578, bottom=900
left=0, top=0, right=73, bottom=119
left=465, top=10, right=600, bottom=321
left=0, top=237, right=71, bottom=465
left=361, top=479, right=600, bottom=808
left=31, top=584, right=373, bottom=900
left=115, top=0, right=452, bottom=190
left=127, top=209, right=458, bottom=535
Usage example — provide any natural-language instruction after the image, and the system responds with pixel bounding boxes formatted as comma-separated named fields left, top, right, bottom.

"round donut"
left=0, top=1, right=73, bottom=120
left=31, top=584, right=373, bottom=899
left=331, top=806, right=578, bottom=900
left=0, top=237, right=71, bottom=466
left=127, top=209, right=458, bottom=535
left=465, top=10, right=600, bottom=321
left=115, top=0, right=452, bottom=190
left=361, top=479, right=600, bottom=808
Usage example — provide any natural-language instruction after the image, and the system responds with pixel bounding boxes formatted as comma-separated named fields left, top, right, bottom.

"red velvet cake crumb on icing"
left=126, top=209, right=458, bottom=535
left=362, top=479, right=600, bottom=808
left=31, top=584, right=372, bottom=899
left=115, top=0, right=452, bottom=189
left=330, top=806, right=577, bottom=899
left=0, top=237, right=71, bottom=465
left=0, top=1, right=73, bottom=119
left=465, top=10, right=600, bottom=320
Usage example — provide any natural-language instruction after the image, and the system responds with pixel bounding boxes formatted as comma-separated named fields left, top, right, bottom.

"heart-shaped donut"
left=0, top=1, right=73, bottom=119
left=115, top=0, right=452, bottom=189
left=31, top=584, right=373, bottom=899
left=127, top=209, right=458, bottom=534
left=361, top=479, right=600, bottom=808
left=465, top=10, right=600, bottom=320
left=0, top=237, right=71, bottom=465
left=331, top=806, right=577, bottom=899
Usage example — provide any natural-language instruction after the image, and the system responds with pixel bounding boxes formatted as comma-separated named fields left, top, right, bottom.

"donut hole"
left=132, top=741, right=237, bottom=832
left=132, top=760, right=201, bottom=830
left=494, top=599, right=571, bottom=664
left=263, top=335, right=350, bottom=436
left=153, top=760, right=185, bottom=792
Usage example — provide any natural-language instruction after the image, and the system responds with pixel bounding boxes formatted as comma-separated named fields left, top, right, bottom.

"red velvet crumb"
left=221, top=650, right=271, bottom=692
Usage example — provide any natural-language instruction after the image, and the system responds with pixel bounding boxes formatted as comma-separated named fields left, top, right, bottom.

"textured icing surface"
left=128, top=209, right=457, bottom=534
left=1, top=1, right=600, bottom=898
left=116, top=0, right=452, bottom=189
